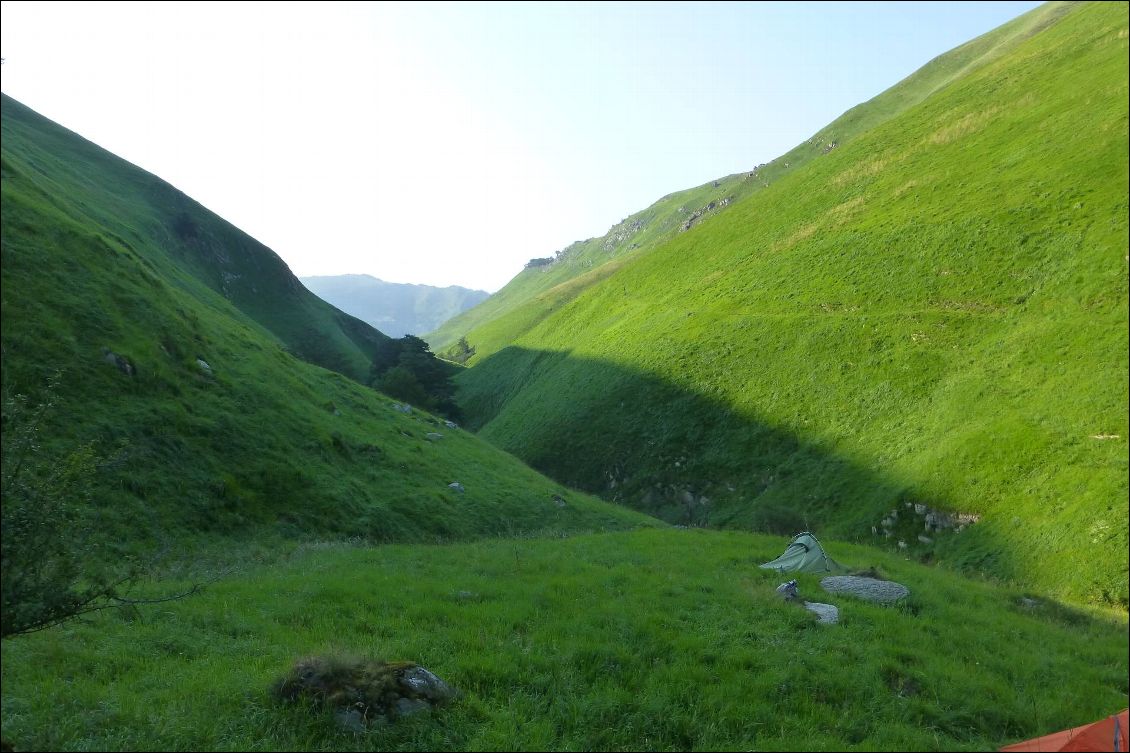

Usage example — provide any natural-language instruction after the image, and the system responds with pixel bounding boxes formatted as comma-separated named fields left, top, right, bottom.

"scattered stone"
left=448, top=482, right=465, bottom=493
left=395, top=698, right=431, bottom=717
left=917, top=535, right=933, bottom=544
left=334, top=707, right=366, bottom=733
left=272, top=656, right=457, bottom=730
left=101, top=347, right=136, bottom=377
left=1019, top=597, right=1040, bottom=609
left=455, top=590, right=476, bottom=600
left=425, top=433, right=444, bottom=441
left=444, top=420, right=458, bottom=429
left=871, top=526, right=879, bottom=535
left=398, top=666, right=456, bottom=703
left=914, top=503, right=927, bottom=515
left=897, top=540, right=908, bottom=550
left=803, top=601, right=840, bottom=624
left=552, top=494, right=567, bottom=508
left=196, top=358, right=212, bottom=374
left=820, top=576, right=910, bottom=604
left=392, top=403, right=413, bottom=414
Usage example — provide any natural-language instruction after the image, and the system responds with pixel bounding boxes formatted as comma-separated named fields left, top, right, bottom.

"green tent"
left=759, top=532, right=844, bottom=574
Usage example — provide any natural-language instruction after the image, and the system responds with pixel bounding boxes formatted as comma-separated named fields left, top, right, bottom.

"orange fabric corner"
left=1000, top=710, right=1129, bottom=753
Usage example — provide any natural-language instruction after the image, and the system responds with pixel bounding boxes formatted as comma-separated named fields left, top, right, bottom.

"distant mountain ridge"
left=302, top=274, right=488, bottom=339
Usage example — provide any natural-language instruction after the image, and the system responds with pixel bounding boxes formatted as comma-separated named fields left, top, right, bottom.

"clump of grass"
left=272, top=655, right=416, bottom=717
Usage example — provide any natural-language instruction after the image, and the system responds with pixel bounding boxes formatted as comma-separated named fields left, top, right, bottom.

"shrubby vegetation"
left=369, top=335, right=462, bottom=419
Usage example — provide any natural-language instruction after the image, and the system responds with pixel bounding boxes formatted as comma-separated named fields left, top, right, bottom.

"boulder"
left=448, top=482, right=465, bottom=493
left=820, top=576, right=910, bottom=604
left=425, top=433, right=444, bottom=441
left=803, top=601, right=840, bottom=624
left=398, top=666, right=457, bottom=703
left=101, top=347, right=136, bottom=377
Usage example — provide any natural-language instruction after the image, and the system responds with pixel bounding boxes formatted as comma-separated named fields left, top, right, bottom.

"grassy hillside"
left=301, top=275, right=489, bottom=340
left=2, top=529, right=1126, bottom=751
left=427, top=1, right=1085, bottom=357
left=1, top=94, right=392, bottom=383
left=453, top=1, right=1129, bottom=606
left=0, top=94, right=656, bottom=559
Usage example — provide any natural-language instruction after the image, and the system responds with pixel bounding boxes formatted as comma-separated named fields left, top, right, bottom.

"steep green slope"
left=455, top=2, right=1129, bottom=605
left=1, top=94, right=390, bottom=383
left=428, top=1, right=1084, bottom=357
left=301, top=274, right=488, bottom=339
left=0, top=95, right=657, bottom=557
left=2, top=529, right=1126, bottom=751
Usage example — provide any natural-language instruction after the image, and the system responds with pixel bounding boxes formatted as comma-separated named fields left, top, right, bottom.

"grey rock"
left=392, top=403, right=413, bottom=414
left=552, top=494, right=567, bottom=508
left=196, top=358, right=212, bottom=373
left=803, top=601, right=840, bottom=624
left=820, top=576, right=910, bottom=604
left=399, top=666, right=457, bottom=702
left=334, top=707, right=366, bottom=733
left=444, top=420, right=458, bottom=429
left=394, top=698, right=431, bottom=717
left=425, top=432, right=444, bottom=441
left=448, top=482, right=465, bottom=493
left=917, top=535, right=933, bottom=544
left=102, top=348, right=136, bottom=377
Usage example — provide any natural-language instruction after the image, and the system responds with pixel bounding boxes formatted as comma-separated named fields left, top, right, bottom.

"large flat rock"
left=820, top=576, right=909, bottom=604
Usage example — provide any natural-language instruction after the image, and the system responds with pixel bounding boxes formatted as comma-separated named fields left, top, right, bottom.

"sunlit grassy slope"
left=0, top=94, right=657, bottom=557
left=427, top=1, right=1086, bottom=357
left=452, top=1, right=1130, bottom=606
left=2, top=529, right=1126, bottom=751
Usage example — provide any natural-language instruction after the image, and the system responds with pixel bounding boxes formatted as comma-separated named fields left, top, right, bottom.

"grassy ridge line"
left=1, top=97, right=658, bottom=557
left=455, top=2, right=1129, bottom=605
left=1, top=528, right=1126, bottom=751
left=426, top=1, right=1079, bottom=357
left=1, top=93, right=388, bottom=383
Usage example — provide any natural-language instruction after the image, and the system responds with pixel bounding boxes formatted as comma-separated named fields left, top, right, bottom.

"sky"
left=0, top=1, right=1043, bottom=292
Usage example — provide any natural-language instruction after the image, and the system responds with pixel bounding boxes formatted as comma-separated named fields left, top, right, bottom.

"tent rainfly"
left=759, top=531, right=844, bottom=574
left=999, top=709, right=1128, bottom=752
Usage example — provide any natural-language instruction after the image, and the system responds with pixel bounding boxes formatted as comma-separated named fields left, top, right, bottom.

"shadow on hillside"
left=459, top=345, right=1020, bottom=586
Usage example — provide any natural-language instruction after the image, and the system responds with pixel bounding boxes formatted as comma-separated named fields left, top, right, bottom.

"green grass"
left=450, top=1, right=1129, bottom=606
left=0, top=94, right=389, bottom=384
left=426, top=2, right=1085, bottom=358
left=2, top=529, right=1126, bottom=751
left=0, top=94, right=657, bottom=559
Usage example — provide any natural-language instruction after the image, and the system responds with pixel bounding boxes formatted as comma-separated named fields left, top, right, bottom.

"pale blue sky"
left=0, top=1, right=1042, bottom=291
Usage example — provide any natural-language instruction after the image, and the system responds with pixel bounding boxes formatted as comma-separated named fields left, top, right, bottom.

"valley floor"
left=2, top=529, right=1126, bottom=751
